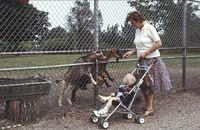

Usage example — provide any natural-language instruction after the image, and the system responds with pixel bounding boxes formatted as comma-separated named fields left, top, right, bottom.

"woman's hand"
left=139, top=51, right=149, bottom=60
left=123, top=49, right=136, bottom=58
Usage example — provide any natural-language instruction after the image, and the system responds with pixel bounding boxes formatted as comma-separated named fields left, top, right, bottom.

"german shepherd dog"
left=58, top=48, right=123, bottom=106
left=93, top=48, right=123, bottom=88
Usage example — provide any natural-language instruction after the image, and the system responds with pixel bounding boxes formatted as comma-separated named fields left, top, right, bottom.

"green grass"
left=0, top=52, right=199, bottom=69
left=0, top=54, right=81, bottom=68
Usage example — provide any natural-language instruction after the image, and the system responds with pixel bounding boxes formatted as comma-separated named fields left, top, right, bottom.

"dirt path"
left=11, top=88, right=200, bottom=130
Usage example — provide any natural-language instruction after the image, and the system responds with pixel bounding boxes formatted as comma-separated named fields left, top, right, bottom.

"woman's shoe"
left=143, top=109, right=154, bottom=117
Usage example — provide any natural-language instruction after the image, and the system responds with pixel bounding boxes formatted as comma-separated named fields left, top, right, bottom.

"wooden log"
left=5, top=99, right=38, bottom=123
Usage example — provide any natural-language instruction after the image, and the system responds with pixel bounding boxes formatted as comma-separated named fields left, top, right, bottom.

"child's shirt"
left=116, top=85, right=131, bottom=98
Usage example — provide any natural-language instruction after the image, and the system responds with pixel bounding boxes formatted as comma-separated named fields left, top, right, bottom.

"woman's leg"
left=144, top=93, right=154, bottom=111
left=142, top=76, right=154, bottom=116
left=143, top=92, right=154, bottom=116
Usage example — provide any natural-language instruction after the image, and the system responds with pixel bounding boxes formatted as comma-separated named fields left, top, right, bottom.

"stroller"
left=90, top=59, right=157, bottom=129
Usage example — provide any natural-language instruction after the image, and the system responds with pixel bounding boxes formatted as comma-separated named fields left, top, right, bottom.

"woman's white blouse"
left=134, top=22, right=161, bottom=58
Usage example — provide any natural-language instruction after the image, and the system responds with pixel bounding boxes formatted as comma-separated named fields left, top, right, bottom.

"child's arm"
left=122, top=86, right=131, bottom=97
left=110, top=92, right=116, bottom=97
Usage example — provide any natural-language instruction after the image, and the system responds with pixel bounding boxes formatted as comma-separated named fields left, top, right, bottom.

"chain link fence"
left=0, top=0, right=200, bottom=120
left=0, top=0, right=200, bottom=53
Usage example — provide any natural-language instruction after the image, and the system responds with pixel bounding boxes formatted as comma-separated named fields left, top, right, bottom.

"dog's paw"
left=92, top=80, right=97, bottom=86
left=67, top=98, right=73, bottom=105
left=110, top=78, right=115, bottom=82
left=58, top=99, right=63, bottom=107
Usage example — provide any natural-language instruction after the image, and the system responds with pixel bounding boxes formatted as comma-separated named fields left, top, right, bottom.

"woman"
left=123, top=11, right=172, bottom=117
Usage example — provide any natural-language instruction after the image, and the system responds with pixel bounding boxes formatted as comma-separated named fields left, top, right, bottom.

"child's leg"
left=93, top=97, right=120, bottom=117
left=98, top=95, right=112, bottom=103
left=103, top=97, right=120, bottom=112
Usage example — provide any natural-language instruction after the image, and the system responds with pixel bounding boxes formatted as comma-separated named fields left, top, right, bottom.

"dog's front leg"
left=89, top=73, right=97, bottom=86
left=104, top=80, right=112, bottom=88
left=105, top=70, right=114, bottom=82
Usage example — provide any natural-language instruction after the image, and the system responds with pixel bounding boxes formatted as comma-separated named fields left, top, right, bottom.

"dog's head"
left=94, top=48, right=123, bottom=62
left=110, top=48, right=123, bottom=62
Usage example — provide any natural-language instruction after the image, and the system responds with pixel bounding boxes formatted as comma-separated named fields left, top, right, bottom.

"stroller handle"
left=152, top=57, right=158, bottom=64
left=138, top=57, right=157, bottom=65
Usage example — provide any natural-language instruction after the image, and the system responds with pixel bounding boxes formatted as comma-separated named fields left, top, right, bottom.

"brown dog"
left=58, top=48, right=122, bottom=106
left=94, top=48, right=123, bottom=87
left=58, top=52, right=105, bottom=106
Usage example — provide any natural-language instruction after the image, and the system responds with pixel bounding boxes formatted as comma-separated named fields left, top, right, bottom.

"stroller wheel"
left=100, top=121, right=109, bottom=129
left=90, top=114, right=99, bottom=124
left=127, top=113, right=133, bottom=119
left=123, top=113, right=133, bottom=119
left=135, top=116, right=145, bottom=124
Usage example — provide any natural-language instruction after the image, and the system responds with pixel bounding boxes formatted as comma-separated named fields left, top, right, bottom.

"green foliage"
left=0, top=1, right=50, bottom=52
left=121, top=22, right=136, bottom=49
left=39, top=26, right=71, bottom=51
left=66, top=0, right=103, bottom=50
left=99, top=24, right=128, bottom=49
left=98, top=22, right=136, bottom=50
left=67, top=0, right=103, bottom=32
left=19, top=41, right=35, bottom=51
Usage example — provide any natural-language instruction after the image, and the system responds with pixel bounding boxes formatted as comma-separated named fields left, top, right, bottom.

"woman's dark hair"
left=126, top=11, right=145, bottom=23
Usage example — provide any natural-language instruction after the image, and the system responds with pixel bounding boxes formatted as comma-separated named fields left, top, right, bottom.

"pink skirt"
left=139, top=57, right=172, bottom=95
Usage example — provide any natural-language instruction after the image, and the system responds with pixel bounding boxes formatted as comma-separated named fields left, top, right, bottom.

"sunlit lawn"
left=0, top=52, right=199, bottom=69
left=0, top=54, right=80, bottom=68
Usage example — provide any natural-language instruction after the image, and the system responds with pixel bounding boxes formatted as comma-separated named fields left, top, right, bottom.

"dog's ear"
left=111, top=48, right=116, bottom=52
left=96, top=52, right=106, bottom=59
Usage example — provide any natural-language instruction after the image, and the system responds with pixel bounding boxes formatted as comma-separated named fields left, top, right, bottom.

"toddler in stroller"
left=93, top=73, right=136, bottom=117
left=90, top=60, right=157, bottom=128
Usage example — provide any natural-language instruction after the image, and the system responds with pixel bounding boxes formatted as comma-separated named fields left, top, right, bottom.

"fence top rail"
left=188, top=0, right=200, bottom=3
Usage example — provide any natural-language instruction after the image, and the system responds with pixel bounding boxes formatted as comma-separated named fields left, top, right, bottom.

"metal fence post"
left=94, top=0, right=99, bottom=106
left=182, top=0, right=187, bottom=88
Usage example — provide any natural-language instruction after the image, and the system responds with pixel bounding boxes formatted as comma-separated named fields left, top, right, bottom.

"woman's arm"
left=147, top=40, right=162, bottom=54
left=123, top=48, right=137, bottom=58
left=139, top=40, right=162, bottom=59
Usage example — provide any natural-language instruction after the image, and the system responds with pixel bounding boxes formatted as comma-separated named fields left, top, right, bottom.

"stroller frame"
left=90, top=59, right=157, bottom=129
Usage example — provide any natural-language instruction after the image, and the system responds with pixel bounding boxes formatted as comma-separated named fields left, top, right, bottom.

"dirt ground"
left=3, top=87, right=198, bottom=130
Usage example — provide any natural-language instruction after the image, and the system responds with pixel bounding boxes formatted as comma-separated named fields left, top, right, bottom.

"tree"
left=66, top=0, right=103, bottom=50
left=39, top=26, right=75, bottom=51
left=43, top=26, right=68, bottom=40
left=99, top=24, right=129, bottom=49
left=0, top=0, right=50, bottom=52
left=121, top=22, right=136, bottom=49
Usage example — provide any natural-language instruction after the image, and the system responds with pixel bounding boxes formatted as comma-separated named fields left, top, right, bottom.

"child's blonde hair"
left=122, top=73, right=136, bottom=86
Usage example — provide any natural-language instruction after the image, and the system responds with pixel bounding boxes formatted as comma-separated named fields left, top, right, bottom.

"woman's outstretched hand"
left=123, top=49, right=136, bottom=58
left=139, top=51, right=150, bottom=60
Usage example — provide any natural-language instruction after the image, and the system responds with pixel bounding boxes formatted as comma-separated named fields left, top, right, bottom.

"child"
left=93, top=73, right=136, bottom=117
